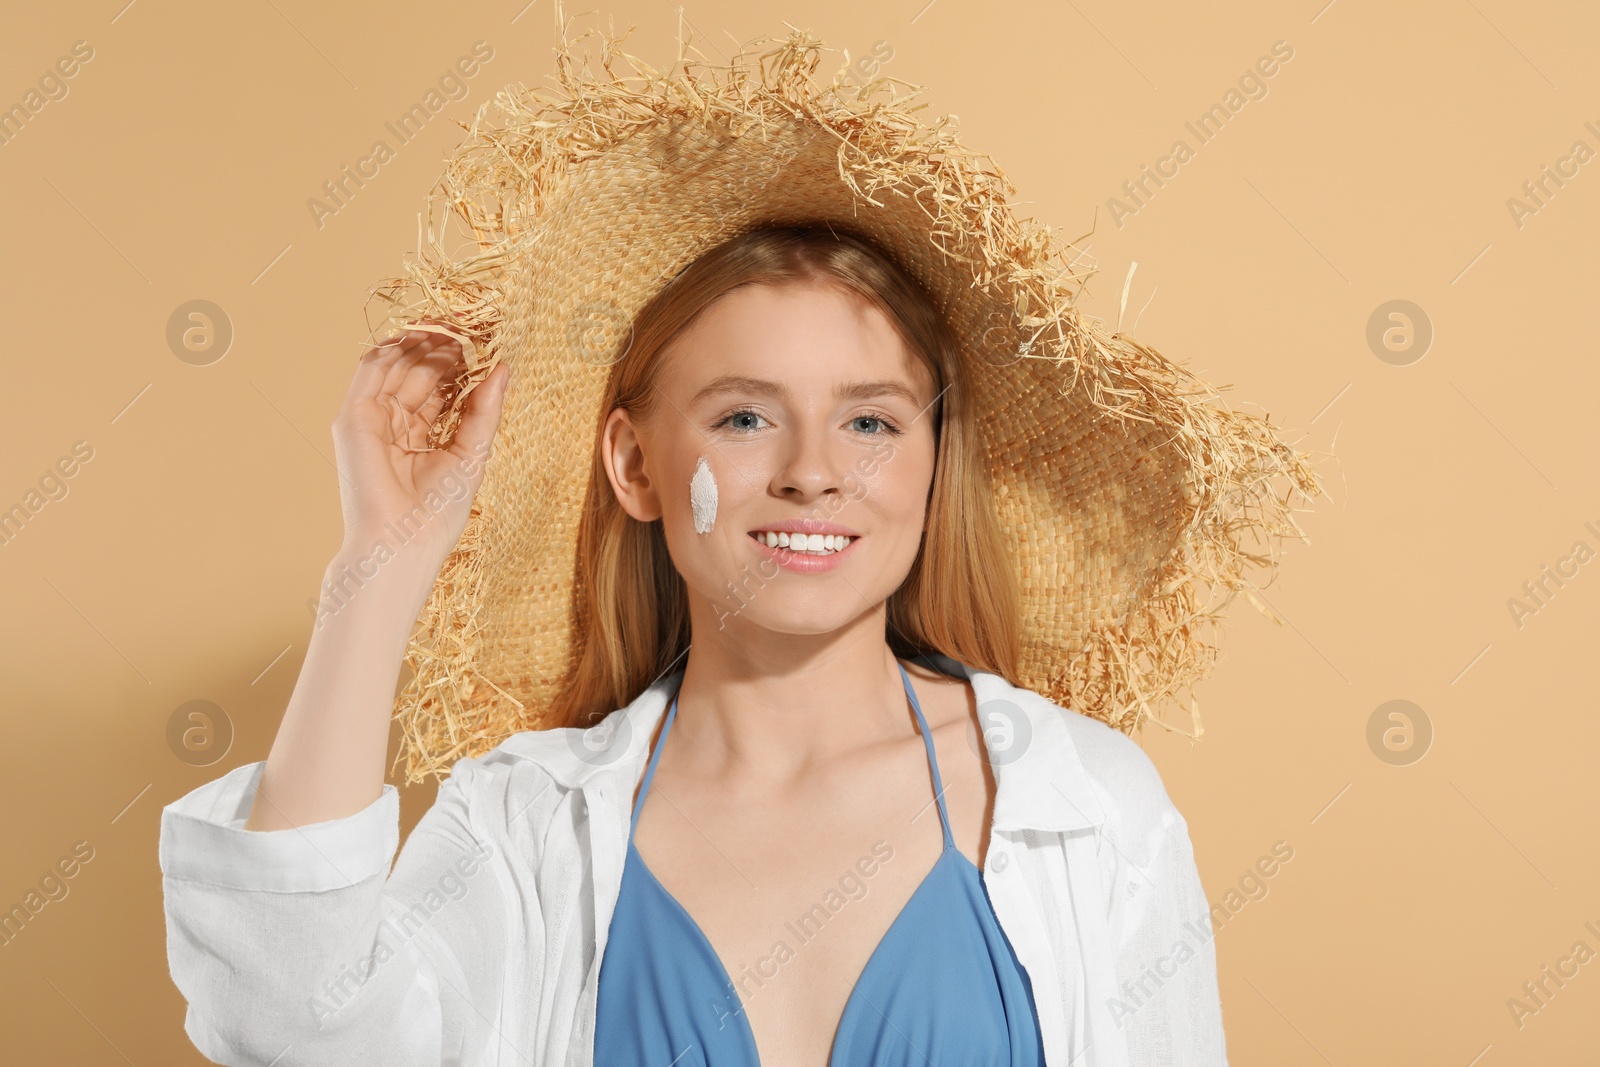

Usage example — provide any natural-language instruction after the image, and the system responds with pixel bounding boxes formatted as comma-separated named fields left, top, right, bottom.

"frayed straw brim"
left=364, top=2, right=1326, bottom=784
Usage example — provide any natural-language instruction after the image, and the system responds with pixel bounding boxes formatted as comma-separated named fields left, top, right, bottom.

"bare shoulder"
left=899, top=659, right=994, bottom=858
left=900, top=657, right=978, bottom=729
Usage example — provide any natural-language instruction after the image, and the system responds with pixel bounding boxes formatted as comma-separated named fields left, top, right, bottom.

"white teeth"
left=754, top=531, right=853, bottom=554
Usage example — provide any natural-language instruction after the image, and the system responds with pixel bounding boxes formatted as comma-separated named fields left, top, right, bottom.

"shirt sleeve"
left=1098, top=751, right=1230, bottom=1067
left=159, top=758, right=507, bottom=1067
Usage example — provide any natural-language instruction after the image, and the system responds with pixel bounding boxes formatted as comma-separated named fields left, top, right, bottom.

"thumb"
left=447, top=362, right=512, bottom=479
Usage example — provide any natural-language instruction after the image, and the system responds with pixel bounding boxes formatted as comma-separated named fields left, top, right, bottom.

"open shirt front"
left=159, top=652, right=1229, bottom=1066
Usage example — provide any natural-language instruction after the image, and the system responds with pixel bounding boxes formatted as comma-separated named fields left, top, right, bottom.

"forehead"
left=664, top=279, right=933, bottom=396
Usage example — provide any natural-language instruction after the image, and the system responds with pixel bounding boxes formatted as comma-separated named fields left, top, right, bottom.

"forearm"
left=244, top=542, right=442, bottom=831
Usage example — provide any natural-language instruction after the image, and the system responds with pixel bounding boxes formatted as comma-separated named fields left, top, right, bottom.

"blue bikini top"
left=594, top=659, right=1047, bottom=1066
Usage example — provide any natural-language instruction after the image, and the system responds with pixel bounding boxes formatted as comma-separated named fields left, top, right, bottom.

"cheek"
left=689, top=455, right=718, bottom=533
left=853, top=450, right=933, bottom=515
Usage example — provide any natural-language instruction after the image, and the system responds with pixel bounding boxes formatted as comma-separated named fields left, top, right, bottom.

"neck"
left=661, top=616, right=932, bottom=791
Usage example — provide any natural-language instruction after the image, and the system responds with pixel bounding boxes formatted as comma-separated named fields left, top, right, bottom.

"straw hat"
left=364, top=5, right=1324, bottom=783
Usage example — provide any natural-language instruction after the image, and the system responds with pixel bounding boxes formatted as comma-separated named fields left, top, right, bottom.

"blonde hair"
left=549, top=224, right=1021, bottom=727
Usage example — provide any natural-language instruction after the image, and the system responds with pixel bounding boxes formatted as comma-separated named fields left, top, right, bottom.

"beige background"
left=3, top=0, right=1597, bottom=1062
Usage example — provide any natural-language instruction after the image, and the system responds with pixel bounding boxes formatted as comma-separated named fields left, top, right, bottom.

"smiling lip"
left=747, top=529, right=859, bottom=573
left=746, top=518, right=859, bottom=536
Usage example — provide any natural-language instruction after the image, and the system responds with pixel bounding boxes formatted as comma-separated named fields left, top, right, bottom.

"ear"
left=602, top=406, right=662, bottom=522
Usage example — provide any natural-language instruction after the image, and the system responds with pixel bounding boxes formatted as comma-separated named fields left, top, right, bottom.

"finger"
left=446, top=362, right=512, bottom=475
left=346, top=334, right=451, bottom=418
left=377, top=343, right=463, bottom=455
left=416, top=384, right=452, bottom=426
left=358, top=322, right=451, bottom=363
left=377, top=332, right=458, bottom=400
left=348, top=329, right=452, bottom=405
left=389, top=345, right=463, bottom=414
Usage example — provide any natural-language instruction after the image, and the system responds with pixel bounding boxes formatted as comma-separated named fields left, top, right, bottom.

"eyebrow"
left=689, top=375, right=925, bottom=409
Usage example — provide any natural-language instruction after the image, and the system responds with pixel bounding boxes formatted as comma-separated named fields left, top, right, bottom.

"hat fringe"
left=363, top=4, right=1327, bottom=782
left=1049, top=328, right=1325, bottom=742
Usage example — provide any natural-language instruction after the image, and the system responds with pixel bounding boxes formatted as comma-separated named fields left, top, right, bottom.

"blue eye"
left=713, top=410, right=770, bottom=432
left=710, top=409, right=905, bottom=436
left=852, top=412, right=905, bottom=436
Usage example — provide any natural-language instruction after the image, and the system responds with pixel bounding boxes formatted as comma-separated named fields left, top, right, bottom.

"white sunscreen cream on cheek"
left=690, top=455, right=718, bottom=534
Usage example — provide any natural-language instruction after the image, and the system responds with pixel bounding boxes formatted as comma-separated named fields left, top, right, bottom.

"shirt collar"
left=499, top=652, right=1107, bottom=834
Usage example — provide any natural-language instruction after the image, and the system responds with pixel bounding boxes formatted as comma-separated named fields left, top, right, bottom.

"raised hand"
left=333, top=323, right=511, bottom=567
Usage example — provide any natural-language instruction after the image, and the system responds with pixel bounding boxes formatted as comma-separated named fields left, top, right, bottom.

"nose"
left=772, top=421, right=848, bottom=501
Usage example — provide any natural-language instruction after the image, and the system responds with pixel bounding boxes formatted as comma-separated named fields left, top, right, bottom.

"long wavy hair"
left=548, top=223, right=1021, bottom=728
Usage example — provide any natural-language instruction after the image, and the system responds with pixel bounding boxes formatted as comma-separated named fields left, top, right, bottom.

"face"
left=602, top=278, right=941, bottom=641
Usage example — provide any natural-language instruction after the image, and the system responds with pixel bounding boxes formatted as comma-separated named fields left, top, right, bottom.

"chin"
left=694, top=585, right=877, bottom=639
left=746, top=605, right=863, bottom=637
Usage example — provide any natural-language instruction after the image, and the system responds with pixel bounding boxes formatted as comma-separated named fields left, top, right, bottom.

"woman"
left=160, top=20, right=1314, bottom=1067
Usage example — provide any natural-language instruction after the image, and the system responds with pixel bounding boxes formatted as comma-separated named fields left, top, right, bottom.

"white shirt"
left=159, top=653, right=1229, bottom=1066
